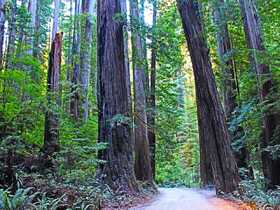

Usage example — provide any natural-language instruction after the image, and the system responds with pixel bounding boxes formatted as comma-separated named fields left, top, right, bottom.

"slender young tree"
left=79, top=0, right=95, bottom=121
left=70, top=0, right=81, bottom=119
left=213, top=0, right=251, bottom=177
left=96, top=0, right=138, bottom=192
left=0, top=0, right=5, bottom=68
left=27, top=0, right=38, bottom=56
left=213, top=0, right=237, bottom=119
left=148, top=0, right=157, bottom=179
left=6, top=0, right=17, bottom=69
left=43, top=33, right=62, bottom=156
left=239, top=0, right=280, bottom=189
left=177, top=0, right=240, bottom=193
left=130, top=0, right=153, bottom=182
left=16, top=0, right=28, bottom=58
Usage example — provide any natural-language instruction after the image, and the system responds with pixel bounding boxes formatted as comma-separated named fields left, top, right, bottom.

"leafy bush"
left=0, top=188, right=37, bottom=210
left=240, top=180, right=280, bottom=207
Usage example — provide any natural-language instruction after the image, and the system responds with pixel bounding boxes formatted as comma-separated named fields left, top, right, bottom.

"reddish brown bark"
left=239, top=0, right=280, bottom=188
left=96, top=0, right=138, bottom=193
left=213, top=0, right=252, bottom=178
left=43, top=33, right=63, bottom=156
left=148, top=0, right=157, bottom=179
left=130, top=0, right=153, bottom=182
left=177, top=0, right=240, bottom=193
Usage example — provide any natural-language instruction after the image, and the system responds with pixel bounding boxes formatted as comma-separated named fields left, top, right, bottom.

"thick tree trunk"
left=177, top=0, right=240, bottom=193
left=96, top=0, right=138, bottom=192
left=148, top=0, right=157, bottom=179
left=200, top=135, right=213, bottom=186
left=0, top=0, right=5, bottom=68
left=79, top=0, right=95, bottom=121
left=6, top=0, right=17, bottom=69
left=70, top=0, right=81, bottom=119
left=43, top=33, right=62, bottom=156
left=52, top=0, right=60, bottom=41
left=239, top=0, right=280, bottom=189
left=213, top=0, right=251, bottom=177
left=130, top=0, right=153, bottom=182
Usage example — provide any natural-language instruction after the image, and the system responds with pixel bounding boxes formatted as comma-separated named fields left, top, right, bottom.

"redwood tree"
left=239, top=0, right=280, bottom=189
left=96, top=0, right=138, bottom=192
left=148, top=0, right=157, bottom=179
left=130, top=0, right=153, bottom=182
left=43, top=33, right=62, bottom=156
left=177, top=0, right=240, bottom=193
left=213, top=0, right=251, bottom=177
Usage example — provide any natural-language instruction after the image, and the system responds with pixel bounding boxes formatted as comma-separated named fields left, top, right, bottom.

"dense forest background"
left=0, top=0, right=280, bottom=209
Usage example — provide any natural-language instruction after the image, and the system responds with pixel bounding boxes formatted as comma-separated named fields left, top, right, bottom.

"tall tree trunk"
left=43, top=33, right=62, bottom=156
left=239, top=0, right=280, bottom=189
left=130, top=0, right=152, bottom=182
left=200, top=137, right=213, bottom=186
left=6, top=0, right=17, bottom=69
left=96, top=0, right=138, bottom=192
left=213, top=0, right=237, bottom=119
left=70, top=0, right=81, bottom=119
left=213, top=0, right=251, bottom=178
left=177, top=0, right=240, bottom=193
left=79, top=0, right=95, bottom=121
left=148, top=0, right=157, bottom=179
left=33, top=0, right=39, bottom=58
left=0, top=0, right=5, bottom=68
left=52, top=0, right=60, bottom=41
left=65, top=0, right=73, bottom=113
left=16, top=0, right=28, bottom=58
left=27, top=0, right=38, bottom=56
left=120, top=0, right=132, bottom=114
left=139, top=0, right=149, bottom=95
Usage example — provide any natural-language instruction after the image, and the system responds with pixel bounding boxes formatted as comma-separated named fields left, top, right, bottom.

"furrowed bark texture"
left=240, top=0, right=280, bottom=188
left=213, top=0, right=251, bottom=176
left=130, top=0, right=153, bottom=182
left=43, top=33, right=62, bottom=156
left=79, top=0, right=95, bottom=121
left=148, top=0, right=157, bottom=179
left=200, top=136, right=213, bottom=186
left=96, top=0, right=138, bottom=192
left=0, top=0, right=5, bottom=68
left=177, top=0, right=240, bottom=193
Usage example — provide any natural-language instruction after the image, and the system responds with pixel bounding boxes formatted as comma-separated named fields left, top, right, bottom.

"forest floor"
left=129, top=188, right=241, bottom=210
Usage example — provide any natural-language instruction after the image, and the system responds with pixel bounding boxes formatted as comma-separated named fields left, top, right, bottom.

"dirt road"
left=130, top=188, right=239, bottom=210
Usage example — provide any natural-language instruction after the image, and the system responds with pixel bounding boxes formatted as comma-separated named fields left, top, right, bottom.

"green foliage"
left=0, top=188, right=36, bottom=210
left=240, top=180, right=280, bottom=206
left=154, top=2, right=199, bottom=187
